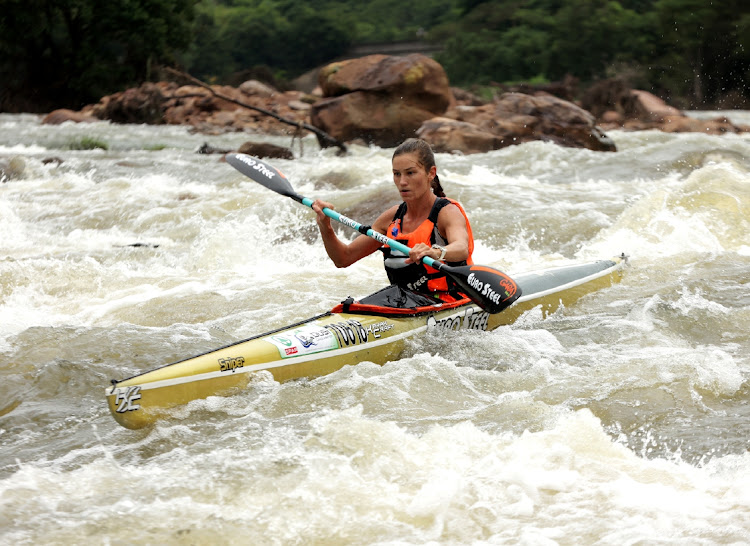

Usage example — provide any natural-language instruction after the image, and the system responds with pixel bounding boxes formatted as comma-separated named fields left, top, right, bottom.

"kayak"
left=106, top=255, right=627, bottom=429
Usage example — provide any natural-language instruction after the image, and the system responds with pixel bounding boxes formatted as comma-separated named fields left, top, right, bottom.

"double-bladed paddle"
left=226, top=153, right=521, bottom=313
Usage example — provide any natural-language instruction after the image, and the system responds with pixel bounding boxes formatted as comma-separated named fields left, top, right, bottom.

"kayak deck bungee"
left=106, top=255, right=627, bottom=429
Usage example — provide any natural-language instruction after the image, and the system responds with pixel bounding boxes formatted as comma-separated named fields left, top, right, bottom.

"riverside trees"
left=1, top=0, right=747, bottom=112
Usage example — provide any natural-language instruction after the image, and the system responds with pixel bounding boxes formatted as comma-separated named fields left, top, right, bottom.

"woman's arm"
left=406, top=203, right=469, bottom=264
left=312, top=200, right=396, bottom=268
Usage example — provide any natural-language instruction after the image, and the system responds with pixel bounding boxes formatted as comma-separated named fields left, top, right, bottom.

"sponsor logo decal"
left=407, top=275, right=429, bottom=291
left=427, top=306, right=489, bottom=331
left=467, top=272, right=509, bottom=305
left=219, top=356, right=245, bottom=373
left=114, top=386, right=142, bottom=413
left=269, top=324, right=339, bottom=358
left=367, top=320, right=394, bottom=339
left=324, top=319, right=394, bottom=346
left=324, top=319, right=368, bottom=347
left=234, top=154, right=281, bottom=180
left=268, top=319, right=394, bottom=358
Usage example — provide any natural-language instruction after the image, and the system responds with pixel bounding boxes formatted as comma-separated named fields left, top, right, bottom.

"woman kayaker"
left=311, top=138, right=474, bottom=301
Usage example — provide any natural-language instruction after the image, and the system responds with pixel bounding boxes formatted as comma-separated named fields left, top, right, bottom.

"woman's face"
left=392, top=152, right=436, bottom=202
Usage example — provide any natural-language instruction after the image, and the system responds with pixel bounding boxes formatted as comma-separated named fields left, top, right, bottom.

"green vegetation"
left=436, top=0, right=750, bottom=108
left=67, top=137, right=109, bottom=151
left=0, top=0, right=196, bottom=112
left=1, top=0, right=748, bottom=112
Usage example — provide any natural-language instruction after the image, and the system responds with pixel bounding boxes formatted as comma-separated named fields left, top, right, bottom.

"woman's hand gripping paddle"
left=226, top=153, right=522, bottom=313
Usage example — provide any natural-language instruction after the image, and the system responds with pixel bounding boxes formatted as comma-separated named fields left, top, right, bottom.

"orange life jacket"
left=382, top=197, right=474, bottom=296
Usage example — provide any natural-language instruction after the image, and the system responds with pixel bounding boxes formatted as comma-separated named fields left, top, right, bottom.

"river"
left=1, top=112, right=749, bottom=544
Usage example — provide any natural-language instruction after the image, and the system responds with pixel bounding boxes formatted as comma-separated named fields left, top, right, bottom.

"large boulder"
left=420, top=92, right=616, bottom=154
left=311, top=54, right=452, bottom=148
left=311, top=91, right=443, bottom=148
left=318, top=54, right=452, bottom=112
left=91, top=82, right=170, bottom=124
left=416, top=117, right=504, bottom=155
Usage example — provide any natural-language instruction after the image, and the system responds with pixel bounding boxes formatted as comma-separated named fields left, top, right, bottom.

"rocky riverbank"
left=41, top=54, right=749, bottom=156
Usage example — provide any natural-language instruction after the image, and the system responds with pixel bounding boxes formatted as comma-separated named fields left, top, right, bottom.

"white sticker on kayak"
left=269, top=324, right=339, bottom=358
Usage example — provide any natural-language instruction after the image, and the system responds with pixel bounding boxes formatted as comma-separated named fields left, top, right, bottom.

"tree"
left=653, top=0, right=750, bottom=105
left=0, top=0, right=197, bottom=112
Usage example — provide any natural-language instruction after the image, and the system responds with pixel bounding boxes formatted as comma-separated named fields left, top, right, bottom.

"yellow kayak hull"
left=106, top=256, right=627, bottom=429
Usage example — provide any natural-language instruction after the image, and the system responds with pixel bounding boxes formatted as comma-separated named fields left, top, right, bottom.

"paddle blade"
left=445, top=264, right=521, bottom=313
left=226, top=153, right=302, bottom=202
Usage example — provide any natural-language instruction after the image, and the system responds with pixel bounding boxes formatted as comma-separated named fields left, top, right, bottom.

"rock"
left=42, top=108, right=98, bottom=125
left=239, top=79, right=277, bottom=98
left=417, top=117, right=504, bottom=154
left=580, top=78, right=632, bottom=118
left=492, top=74, right=580, bottom=102
left=600, top=110, right=623, bottom=124
left=660, top=115, right=742, bottom=134
left=312, top=91, right=440, bottom=148
left=626, top=90, right=682, bottom=122
left=197, top=142, right=232, bottom=154
left=419, top=92, right=616, bottom=154
left=319, top=54, right=451, bottom=112
left=579, top=78, right=747, bottom=135
left=237, top=141, right=294, bottom=160
left=496, top=92, right=616, bottom=151
left=92, top=82, right=169, bottom=124
left=312, top=54, right=452, bottom=148
left=288, top=100, right=311, bottom=111
left=450, top=87, right=486, bottom=107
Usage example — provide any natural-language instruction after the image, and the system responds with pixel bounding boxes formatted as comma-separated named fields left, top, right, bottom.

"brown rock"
left=416, top=118, right=503, bottom=154
left=239, top=79, right=277, bottom=98
left=93, top=82, right=168, bottom=124
left=318, top=54, right=451, bottom=113
left=311, top=91, right=438, bottom=148
left=418, top=92, right=616, bottom=154
left=660, top=115, right=741, bottom=134
left=451, top=87, right=487, bottom=107
left=627, top=90, right=682, bottom=122
left=42, top=109, right=98, bottom=125
left=496, top=93, right=616, bottom=151
left=601, top=110, right=623, bottom=124
left=312, top=54, right=452, bottom=148
left=238, top=141, right=294, bottom=160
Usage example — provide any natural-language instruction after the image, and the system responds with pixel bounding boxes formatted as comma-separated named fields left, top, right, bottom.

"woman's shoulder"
left=373, top=203, right=402, bottom=231
left=436, top=199, right=470, bottom=225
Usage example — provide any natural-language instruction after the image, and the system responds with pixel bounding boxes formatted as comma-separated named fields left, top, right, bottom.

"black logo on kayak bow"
left=324, top=319, right=376, bottom=346
left=427, top=307, right=489, bottom=331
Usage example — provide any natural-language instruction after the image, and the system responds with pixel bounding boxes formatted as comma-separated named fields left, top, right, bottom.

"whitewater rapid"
left=1, top=112, right=749, bottom=544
